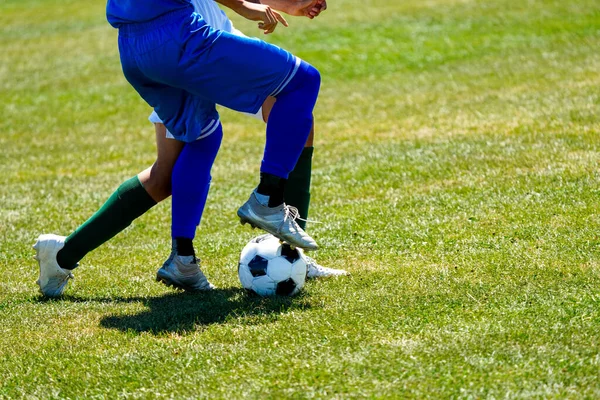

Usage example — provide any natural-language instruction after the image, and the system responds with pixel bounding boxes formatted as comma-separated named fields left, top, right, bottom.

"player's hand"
left=238, top=1, right=289, bottom=34
left=286, top=0, right=327, bottom=19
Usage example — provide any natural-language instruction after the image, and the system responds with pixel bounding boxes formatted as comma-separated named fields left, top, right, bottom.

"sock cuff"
left=57, top=176, right=157, bottom=269
left=121, top=176, right=157, bottom=207
left=300, top=146, right=314, bottom=159
left=289, top=148, right=313, bottom=180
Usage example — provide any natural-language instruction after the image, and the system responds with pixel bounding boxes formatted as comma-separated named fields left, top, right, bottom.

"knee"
left=302, top=62, right=321, bottom=91
left=144, top=166, right=173, bottom=202
left=305, top=123, right=315, bottom=146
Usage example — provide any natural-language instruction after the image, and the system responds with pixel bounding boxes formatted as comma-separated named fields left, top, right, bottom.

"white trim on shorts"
left=269, top=56, right=302, bottom=97
left=148, top=111, right=221, bottom=140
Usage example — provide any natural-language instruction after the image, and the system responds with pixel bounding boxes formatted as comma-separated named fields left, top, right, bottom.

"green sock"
left=56, top=176, right=157, bottom=269
left=284, top=146, right=313, bottom=230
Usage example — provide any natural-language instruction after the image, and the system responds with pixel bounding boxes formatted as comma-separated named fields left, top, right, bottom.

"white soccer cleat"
left=305, top=255, right=349, bottom=279
left=237, top=192, right=318, bottom=251
left=33, top=234, right=74, bottom=297
left=250, top=234, right=347, bottom=279
left=156, top=253, right=215, bottom=292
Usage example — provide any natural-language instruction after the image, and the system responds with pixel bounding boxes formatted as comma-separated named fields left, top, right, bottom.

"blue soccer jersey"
left=106, top=0, right=192, bottom=27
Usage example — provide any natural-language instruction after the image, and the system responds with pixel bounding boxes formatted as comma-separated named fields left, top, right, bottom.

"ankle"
left=256, top=172, right=286, bottom=207
left=56, top=249, right=77, bottom=270
left=173, top=237, right=195, bottom=257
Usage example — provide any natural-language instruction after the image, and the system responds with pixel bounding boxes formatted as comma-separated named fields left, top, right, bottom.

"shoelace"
left=284, top=205, right=300, bottom=222
left=282, top=205, right=321, bottom=227
left=58, top=271, right=74, bottom=286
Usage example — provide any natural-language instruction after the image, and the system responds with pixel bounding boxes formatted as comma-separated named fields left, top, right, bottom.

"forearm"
left=215, top=0, right=322, bottom=19
left=213, top=0, right=288, bottom=33
left=214, top=0, right=255, bottom=14
left=216, top=0, right=293, bottom=14
left=257, top=0, right=294, bottom=14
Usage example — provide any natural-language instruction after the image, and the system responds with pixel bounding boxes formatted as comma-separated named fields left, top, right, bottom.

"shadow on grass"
left=59, top=288, right=313, bottom=335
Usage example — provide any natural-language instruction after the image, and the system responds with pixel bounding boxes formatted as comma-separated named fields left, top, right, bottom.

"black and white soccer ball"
left=238, top=234, right=308, bottom=296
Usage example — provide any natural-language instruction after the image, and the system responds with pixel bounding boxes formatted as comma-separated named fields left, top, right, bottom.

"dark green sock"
left=56, top=176, right=157, bottom=269
left=284, top=146, right=313, bottom=230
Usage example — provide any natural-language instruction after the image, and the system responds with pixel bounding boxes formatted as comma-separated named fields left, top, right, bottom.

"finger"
left=263, top=11, right=275, bottom=28
left=258, top=21, right=274, bottom=34
left=268, top=8, right=278, bottom=23
left=273, top=10, right=289, bottom=27
left=264, top=10, right=278, bottom=33
left=313, top=2, right=326, bottom=14
left=262, top=23, right=274, bottom=34
left=304, top=1, right=318, bottom=17
left=309, top=7, right=321, bottom=16
left=265, top=10, right=277, bottom=33
left=265, top=23, right=276, bottom=34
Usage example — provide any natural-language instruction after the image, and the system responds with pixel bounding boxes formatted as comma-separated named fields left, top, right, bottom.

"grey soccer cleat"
left=33, top=234, right=74, bottom=297
left=156, top=253, right=215, bottom=292
left=305, top=256, right=349, bottom=279
left=237, top=192, right=318, bottom=251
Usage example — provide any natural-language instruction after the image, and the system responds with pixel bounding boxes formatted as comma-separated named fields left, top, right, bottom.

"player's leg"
left=224, top=25, right=316, bottom=232
left=138, top=124, right=184, bottom=202
left=235, top=59, right=321, bottom=250
left=54, top=124, right=182, bottom=270
left=157, top=123, right=223, bottom=291
left=259, top=100, right=348, bottom=278
left=116, top=20, right=229, bottom=291
left=34, top=124, right=183, bottom=297
left=259, top=97, right=314, bottom=230
left=34, top=176, right=157, bottom=297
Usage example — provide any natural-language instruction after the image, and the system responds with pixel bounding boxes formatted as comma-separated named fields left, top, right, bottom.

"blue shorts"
left=117, top=9, right=299, bottom=142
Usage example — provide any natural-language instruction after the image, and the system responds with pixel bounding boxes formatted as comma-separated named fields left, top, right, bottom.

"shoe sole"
left=239, top=217, right=295, bottom=248
left=156, top=272, right=213, bottom=292
left=156, top=274, right=187, bottom=291
left=307, top=271, right=350, bottom=279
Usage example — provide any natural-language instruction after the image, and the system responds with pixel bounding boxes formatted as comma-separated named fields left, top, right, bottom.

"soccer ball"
left=238, top=234, right=308, bottom=296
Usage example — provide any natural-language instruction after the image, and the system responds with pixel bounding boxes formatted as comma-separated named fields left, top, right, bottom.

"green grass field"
left=2, top=0, right=600, bottom=397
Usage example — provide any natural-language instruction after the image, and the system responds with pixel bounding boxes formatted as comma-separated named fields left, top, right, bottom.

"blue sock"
left=261, top=60, right=321, bottom=178
left=171, top=123, right=223, bottom=239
